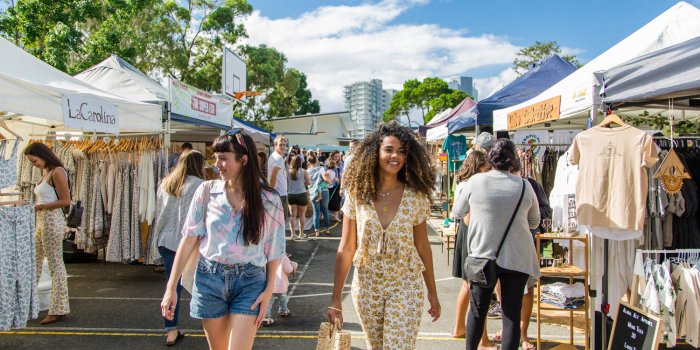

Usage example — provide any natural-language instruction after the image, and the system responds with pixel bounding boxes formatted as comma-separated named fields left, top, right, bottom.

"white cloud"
left=242, top=0, right=521, bottom=112
left=474, top=67, right=518, bottom=100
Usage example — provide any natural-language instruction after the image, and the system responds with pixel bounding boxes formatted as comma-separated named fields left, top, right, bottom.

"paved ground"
left=2, top=219, right=683, bottom=350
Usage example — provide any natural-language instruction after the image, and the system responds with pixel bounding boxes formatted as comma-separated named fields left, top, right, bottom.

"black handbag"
left=464, top=179, right=525, bottom=288
left=50, top=168, right=83, bottom=229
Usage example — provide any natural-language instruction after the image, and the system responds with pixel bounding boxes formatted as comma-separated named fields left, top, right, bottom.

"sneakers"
left=261, top=318, right=275, bottom=326
left=487, top=301, right=502, bottom=318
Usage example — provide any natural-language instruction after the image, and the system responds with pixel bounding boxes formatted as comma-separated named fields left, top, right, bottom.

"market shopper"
left=268, top=135, right=290, bottom=234
left=161, top=130, right=285, bottom=350
left=257, top=151, right=268, bottom=181
left=24, top=143, right=72, bottom=325
left=327, top=151, right=343, bottom=222
left=154, top=150, right=206, bottom=346
left=328, top=121, right=441, bottom=349
left=307, top=154, right=333, bottom=236
left=451, top=139, right=541, bottom=350
left=287, top=155, right=311, bottom=239
left=450, top=150, right=495, bottom=348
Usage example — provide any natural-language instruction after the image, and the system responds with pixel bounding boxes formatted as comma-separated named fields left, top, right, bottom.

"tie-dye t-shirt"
left=181, top=180, right=285, bottom=266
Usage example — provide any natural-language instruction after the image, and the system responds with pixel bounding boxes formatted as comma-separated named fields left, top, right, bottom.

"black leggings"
left=466, top=265, right=529, bottom=350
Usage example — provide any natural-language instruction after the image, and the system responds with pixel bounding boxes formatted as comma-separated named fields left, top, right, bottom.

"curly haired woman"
left=328, top=121, right=441, bottom=349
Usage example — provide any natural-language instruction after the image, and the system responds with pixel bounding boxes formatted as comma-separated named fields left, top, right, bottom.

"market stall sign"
left=61, top=93, right=119, bottom=134
left=169, top=79, right=233, bottom=128
left=507, top=96, right=561, bottom=130
left=608, top=302, right=661, bottom=350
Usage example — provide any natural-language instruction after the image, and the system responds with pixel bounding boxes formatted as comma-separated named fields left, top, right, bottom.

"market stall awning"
left=418, top=97, right=476, bottom=136
left=74, top=55, right=168, bottom=105
left=0, top=37, right=162, bottom=132
left=493, top=1, right=700, bottom=131
left=595, top=35, right=700, bottom=107
left=232, top=117, right=274, bottom=146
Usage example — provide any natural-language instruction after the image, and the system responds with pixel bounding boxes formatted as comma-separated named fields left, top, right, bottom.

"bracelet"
left=327, top=306, right=342, bottom=312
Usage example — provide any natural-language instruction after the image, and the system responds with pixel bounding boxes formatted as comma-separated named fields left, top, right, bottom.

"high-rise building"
left=343, top=79, right=394, bottom=139
left=448, top=76, right=479, bottom=101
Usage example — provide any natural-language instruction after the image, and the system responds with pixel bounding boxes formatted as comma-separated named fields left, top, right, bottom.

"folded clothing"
left=541, top=282, right=585, bottom=299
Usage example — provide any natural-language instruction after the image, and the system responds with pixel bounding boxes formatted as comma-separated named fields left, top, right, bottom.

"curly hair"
left=455, top=150, right=488, bottom=184
left=343, top=121, right=435, bottom=205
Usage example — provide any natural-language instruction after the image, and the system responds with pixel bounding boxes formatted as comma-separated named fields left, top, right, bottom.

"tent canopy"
left=595, top=35, right=700, bottom=107
left=493, top=1, right=700, bottom=131
left=0, top=37, right=162, bottom=132
left=232, top=117, right=274, bottom=146
left=74, top=55, right=168, bottom=105
left=418, top=97, right=476, bottom=136
left=448, top=55, right=576, bottom=134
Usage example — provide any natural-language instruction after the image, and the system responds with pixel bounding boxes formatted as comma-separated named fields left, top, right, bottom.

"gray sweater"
left=451, top=170, right=541, bottom=278
left=156, top=175, right=205, bottom=252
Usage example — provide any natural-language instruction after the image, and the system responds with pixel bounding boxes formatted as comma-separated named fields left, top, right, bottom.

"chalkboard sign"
left=608, top=302, right=662, bottom=350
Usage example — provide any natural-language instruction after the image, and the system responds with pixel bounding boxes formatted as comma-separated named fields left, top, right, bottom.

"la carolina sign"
left=507, top=96, right=561, bottom=130
left=61, top=93, right=119, bottom=134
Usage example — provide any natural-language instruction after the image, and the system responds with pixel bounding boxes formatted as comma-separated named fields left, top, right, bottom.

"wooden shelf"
left=536, top=233, right=588, bottom=241
left=541, top=265, right=586, bottom=276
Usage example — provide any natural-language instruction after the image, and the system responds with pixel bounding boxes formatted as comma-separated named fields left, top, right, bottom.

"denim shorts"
left=190, top=257, right=267, bottom=319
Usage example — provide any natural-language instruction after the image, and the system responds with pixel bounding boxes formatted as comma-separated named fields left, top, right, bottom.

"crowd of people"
left=25, top=122, right=545, bottom=350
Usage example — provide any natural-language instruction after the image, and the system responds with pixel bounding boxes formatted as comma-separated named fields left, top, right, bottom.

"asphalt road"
left=0, top=221, right=620, bottom=350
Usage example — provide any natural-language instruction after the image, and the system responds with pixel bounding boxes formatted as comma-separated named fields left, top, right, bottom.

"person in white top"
left=24, top=143, right=72, bottom=325
left=268, top=135, right=290, bottom=225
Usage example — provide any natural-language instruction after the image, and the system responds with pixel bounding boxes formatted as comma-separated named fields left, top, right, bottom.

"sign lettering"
left=169, top=78, right=232, bottom=128
left=61, top=93, right=119, bottom=134
left=608, top=302, right=661, bottom=350
left=507, top=96, right=561, bottom=130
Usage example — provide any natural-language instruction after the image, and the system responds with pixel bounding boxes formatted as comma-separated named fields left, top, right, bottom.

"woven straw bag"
left=316, top=319, right=351, bottom=350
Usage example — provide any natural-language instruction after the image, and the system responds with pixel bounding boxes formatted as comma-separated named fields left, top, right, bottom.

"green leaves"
left=384, top=77, right=470, bottom=125
left=513, top=40, right=581, bottom=76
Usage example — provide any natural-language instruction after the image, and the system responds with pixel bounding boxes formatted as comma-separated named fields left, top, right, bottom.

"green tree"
left=384, top=77, right=469, bottom=125
left=293, top=71, right=320, bottom=115
left=513, top=40, right=581, bottom=76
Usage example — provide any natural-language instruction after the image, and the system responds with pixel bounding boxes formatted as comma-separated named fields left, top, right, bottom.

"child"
left=262, top=253, right=297, bottom=326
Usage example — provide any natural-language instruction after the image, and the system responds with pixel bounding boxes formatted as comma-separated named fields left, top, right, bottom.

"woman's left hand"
left=34, top=204, right=44, bottom=211
left=427, top=292, right=441, bottom=322
left=252, top=290, right=272, bottom=328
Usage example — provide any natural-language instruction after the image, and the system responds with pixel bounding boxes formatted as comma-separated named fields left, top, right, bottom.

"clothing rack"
left=629, top=248, right=700, bottom=306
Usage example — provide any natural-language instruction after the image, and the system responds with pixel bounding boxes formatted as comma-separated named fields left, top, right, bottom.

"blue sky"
left=242, top=0, right=698, bottom=111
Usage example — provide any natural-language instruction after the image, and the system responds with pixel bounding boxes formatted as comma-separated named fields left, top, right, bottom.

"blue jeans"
left=158, top=246, right=182, bottom=331
left=313, top=190, right=330, bottom=230
left=265, top=292, right=289, bottom=318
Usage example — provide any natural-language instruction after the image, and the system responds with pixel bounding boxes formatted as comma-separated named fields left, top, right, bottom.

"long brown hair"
left=289, top=155, right=302, bottom=180
left=455, top=150, right=488, bottom=183
left=161, top=150, right=205, bottom=197
left=23, top=142, right=64, bottom=170
left=212, top=132, right=273, bottom=246
left=343, top=121, right=435, bottom=205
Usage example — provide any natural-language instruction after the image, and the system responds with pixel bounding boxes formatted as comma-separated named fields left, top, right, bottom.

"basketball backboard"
left=222, top=47, right=246, bottom=101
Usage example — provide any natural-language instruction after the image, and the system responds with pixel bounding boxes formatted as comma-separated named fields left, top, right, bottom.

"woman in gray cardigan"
left=451, top=139, right=541, bottom=350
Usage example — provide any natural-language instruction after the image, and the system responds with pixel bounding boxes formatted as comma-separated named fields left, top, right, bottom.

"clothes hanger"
left=0, top=121, right=23, bottom=140
left=597, top=113, right=625, bottom=128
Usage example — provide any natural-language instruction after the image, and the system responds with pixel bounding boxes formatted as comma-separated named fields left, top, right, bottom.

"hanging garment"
left=0, top=205, right=38, bottom=330
left=0, top=140, right=19, bottom=189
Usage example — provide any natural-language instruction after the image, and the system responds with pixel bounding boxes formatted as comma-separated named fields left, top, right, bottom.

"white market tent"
left=74, top=55, right=273, bottom=146
left=425, top=109, right=451, bottom=141
left=493, top=1, right=700, bottom=131
left=0, top=37, right=162, bottom=132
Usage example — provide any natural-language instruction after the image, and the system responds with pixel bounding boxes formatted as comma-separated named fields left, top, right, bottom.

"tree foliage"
left=383, top=77, right=470, bottom=125
left=513, top=40, right=581, bottom=76
left=1, top=0, right=321, bottom=129
left=236, top=45, right=318, bottom=130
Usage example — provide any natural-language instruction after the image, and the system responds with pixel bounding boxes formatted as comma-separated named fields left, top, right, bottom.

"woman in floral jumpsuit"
left=328, top=121, right=441, bottom=349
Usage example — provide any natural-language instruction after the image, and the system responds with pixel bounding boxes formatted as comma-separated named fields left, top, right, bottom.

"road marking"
left=0, top=329, right=610, bottom=344
left=435, top=277, right=459, bottom=283
left=289, top=290, right=350, bottom=299
left=287, top=242, right=321, bottom=297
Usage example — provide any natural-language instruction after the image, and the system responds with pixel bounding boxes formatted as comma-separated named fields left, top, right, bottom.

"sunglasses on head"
left=225, top=128, right=249, bottom=154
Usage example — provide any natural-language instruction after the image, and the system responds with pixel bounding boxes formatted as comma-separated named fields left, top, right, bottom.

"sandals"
left=261, top=318, right=275, bottom=327
left=521, top=339, right=536, bottom=350
left=165, top=331, right=185, bottom=346
left=279, top=311, right=291, bottom=318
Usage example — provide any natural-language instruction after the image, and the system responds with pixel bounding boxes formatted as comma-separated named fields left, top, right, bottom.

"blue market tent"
left=448, top=55, right=577, bottom=134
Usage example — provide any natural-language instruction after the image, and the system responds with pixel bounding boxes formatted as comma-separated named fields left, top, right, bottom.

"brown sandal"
left=40, top=314, right=66, bottom=325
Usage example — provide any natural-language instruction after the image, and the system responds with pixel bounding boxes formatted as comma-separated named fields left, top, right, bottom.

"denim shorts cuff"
left=190, top=311, right=228, bottom=320
left=231, top=309, right=260, bottom=317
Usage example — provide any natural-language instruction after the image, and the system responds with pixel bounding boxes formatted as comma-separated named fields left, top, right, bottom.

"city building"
left=343, top=79, right=394, bottom=139
left=448, top=76, right=479, bottom=101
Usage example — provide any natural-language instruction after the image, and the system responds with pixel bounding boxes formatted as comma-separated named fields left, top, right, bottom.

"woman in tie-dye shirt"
left=161, top=130, right=285, bottom=350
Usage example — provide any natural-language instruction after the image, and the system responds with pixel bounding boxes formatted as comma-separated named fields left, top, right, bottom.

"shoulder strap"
left=50, top=168, right=72, bottom=216
left=495, top=178, right=526, bottom=258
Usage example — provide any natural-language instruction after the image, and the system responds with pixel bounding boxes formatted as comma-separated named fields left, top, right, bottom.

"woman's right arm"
left=162, top=235, right=199, bottom=319
left=328, top=215, right=357, bottom=326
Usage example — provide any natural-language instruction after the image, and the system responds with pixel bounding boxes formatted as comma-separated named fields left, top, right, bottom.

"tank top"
left=33, top=169, right=63, bottom=204
left=287, top=168, right=307, bottom=195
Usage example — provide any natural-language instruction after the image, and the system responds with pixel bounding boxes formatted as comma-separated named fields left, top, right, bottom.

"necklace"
left=378, top=191, right=391, bottom=197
